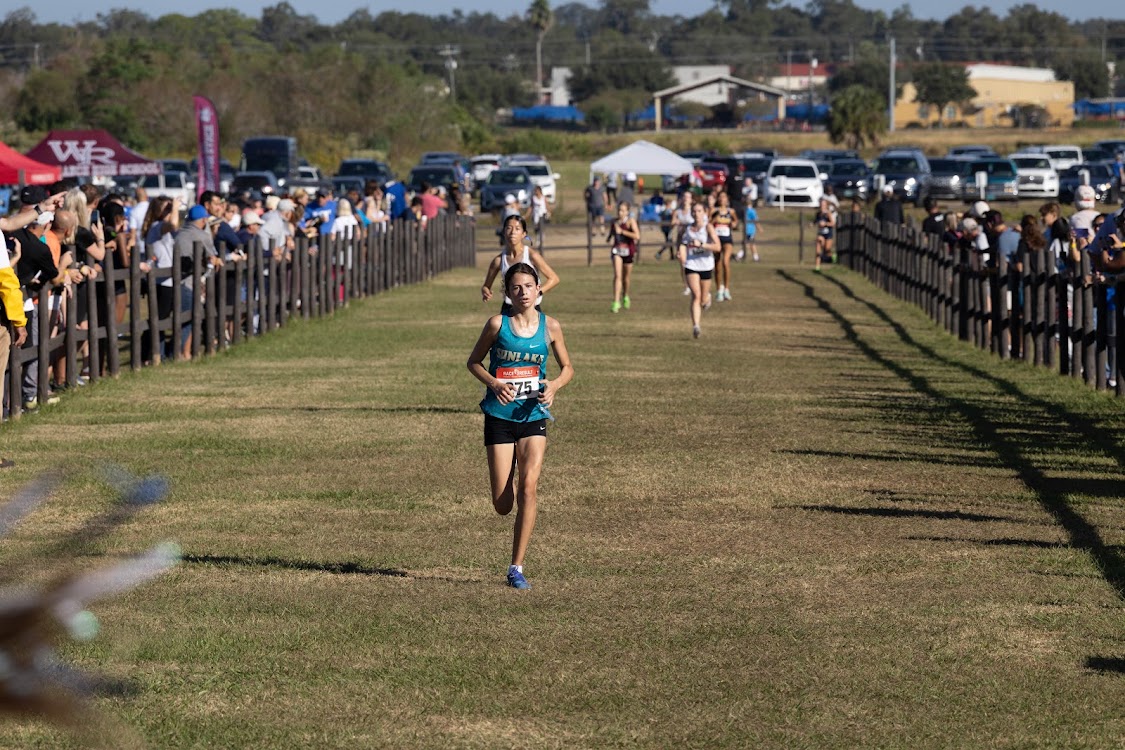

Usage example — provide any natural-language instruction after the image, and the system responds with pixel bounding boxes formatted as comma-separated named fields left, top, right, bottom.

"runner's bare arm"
left=540, top=316, right=574, bottom=409
left=467, top=315, right=515, bottom=404
left=529, top=250, right=560, bottom=295
left=703, top=225, right=722, bottom=253
left=481, top=255, right=502, bottom=302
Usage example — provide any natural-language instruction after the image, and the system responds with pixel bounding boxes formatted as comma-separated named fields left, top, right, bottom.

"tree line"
left=0, top=1, right=1120, bottom=165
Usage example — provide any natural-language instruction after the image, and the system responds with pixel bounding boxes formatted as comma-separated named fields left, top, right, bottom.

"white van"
left=1027, top=145, right=1083, bottom=172
left=764, top=158, right=824, bottom=206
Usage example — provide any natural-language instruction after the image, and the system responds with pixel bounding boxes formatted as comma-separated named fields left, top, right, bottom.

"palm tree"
left=527, top=0, right=553, bottom=103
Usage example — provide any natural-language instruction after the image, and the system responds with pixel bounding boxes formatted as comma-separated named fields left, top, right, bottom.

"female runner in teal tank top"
left=467, top=262, right=574, bottom=590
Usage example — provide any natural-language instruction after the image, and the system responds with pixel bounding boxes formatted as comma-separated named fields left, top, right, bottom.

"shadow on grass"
left=1085, top=657, right=1125, bottom=673
left=184, top=553, right=408, bottom=578
left=777, top=269, right=1125, bottom=607
left=797, top=505, right=1017, bottom=523
left=233, top=405, right=475, bottom=415
left=906, top=535, right=1067, bottom=549
left=780, top=447, right=1004, bottom=469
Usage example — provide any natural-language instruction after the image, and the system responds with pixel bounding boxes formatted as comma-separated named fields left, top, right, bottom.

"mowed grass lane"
left=2, top=224, right=1125, bottom=748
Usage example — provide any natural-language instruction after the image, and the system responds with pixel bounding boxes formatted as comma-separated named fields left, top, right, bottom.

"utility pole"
left=438, top=45, right=459, bottom=102
left=787, top=50, right=793, bottom=98
left=809, top=56, right=817, bottom=109
left=888, top=36, right=896, bottom=133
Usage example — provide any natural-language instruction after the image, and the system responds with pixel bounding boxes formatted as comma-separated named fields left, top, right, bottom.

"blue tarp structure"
left=627, top=105, right=702, bottom=125
left=742, top=112, right=778, bottom=122
left=774, top=103, right=829, bottom=123
left=511, top=105, right=585, bottom=124
left=1073, top=99, right=1125, bottom=118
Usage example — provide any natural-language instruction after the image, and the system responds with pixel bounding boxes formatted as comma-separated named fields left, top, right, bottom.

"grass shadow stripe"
left=795, top=505, right=1016, bottom=523
left=906, top=535, right=1069, bottom=549
left=781, top=268, right=1125, bottom=602
left=183, top=553, right=409, bottom=578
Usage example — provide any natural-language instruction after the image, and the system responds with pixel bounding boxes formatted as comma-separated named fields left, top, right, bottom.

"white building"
left=546, top=65, right=733, bottom=107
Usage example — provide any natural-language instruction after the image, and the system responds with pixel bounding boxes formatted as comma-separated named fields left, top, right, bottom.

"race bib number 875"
left=497, top=365, right=541, bottom=400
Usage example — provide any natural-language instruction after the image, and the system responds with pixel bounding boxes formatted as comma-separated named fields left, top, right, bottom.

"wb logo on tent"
left=46, top=140, right=114, bottom=168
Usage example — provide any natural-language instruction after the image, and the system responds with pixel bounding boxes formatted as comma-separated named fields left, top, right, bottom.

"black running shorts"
left=484, top=415, right=549, bottom=445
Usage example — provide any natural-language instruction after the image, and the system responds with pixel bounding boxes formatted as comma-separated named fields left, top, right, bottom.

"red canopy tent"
left=25, top=129, right=161, bottom=178
left=0, top=141, right=61, bottom=185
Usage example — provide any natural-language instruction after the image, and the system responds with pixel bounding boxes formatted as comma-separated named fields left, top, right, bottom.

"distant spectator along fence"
left=836, top=212, right=1123, bottom=396
left=5, top=215, right=475, bottom=419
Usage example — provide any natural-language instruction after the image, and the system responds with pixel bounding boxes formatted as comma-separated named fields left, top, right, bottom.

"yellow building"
left=895, top=64, right=1075, bottom=128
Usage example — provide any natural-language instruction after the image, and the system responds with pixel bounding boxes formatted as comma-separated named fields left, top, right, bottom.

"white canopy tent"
left=589, top=140, right=693, bottom=181
left=584, top=140, right=692, bottom=265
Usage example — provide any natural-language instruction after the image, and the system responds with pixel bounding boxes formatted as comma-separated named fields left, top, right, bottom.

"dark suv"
left=406, top=164, right=461, bottom=195
left=336, top=159, right=395, bottom=189
left=871, top=149, right=932, bottom=206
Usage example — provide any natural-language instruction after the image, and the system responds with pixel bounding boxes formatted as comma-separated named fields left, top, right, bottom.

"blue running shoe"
left=507, top=569, right=531, bottom=590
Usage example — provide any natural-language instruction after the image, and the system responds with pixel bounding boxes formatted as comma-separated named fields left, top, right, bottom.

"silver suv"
left=870, top=149, right=932, bottom=206
left=505, top=155, right=559, bottom=204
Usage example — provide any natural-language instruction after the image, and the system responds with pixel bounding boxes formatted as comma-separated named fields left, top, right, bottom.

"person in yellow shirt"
left=0, top=188, right=65, bottom=467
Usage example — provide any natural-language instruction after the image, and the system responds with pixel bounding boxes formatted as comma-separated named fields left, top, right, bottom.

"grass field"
left=3, top=217, right=1125, bottom=747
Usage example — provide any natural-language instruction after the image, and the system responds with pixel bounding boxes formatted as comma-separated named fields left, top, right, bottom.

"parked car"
left=822, top=159, right=871, bottom=201
left=230, top=170, right=281, bottom=197
left=946, top=145, right=996, bottom=158
left=964, top=158, right=1019, bottom=202
left=139, top=171, right=193, bottom=205
left=335, top=158, right=395, bottom=189
left=159, top=159, right=196, bottom=197
left=1083, top=147, right=1116, bottom=164
left=331, top=176, right=366, bottom=198
left=161, top=158, right=192, bottom=176
left=722, top=154, right=773, bottom=199
left=108, top=174, right=140, bottom=198
left=800, top=148, right=860, bottom=162
left=421, top=151, right=466, bottom=165
left=677, top=150, right=717, bottom=165
left=1026, top=145, right=1083, bottom=172
left=693, top=162, right=729, bottom=191
left=870, top=149, right=932, bottom=206
left=506, top=156, right=560, bottom=204
left=189, top=158, right=236, bottom=195
left=764, top=158, right=824, bottom=206
left=1058, top=163, right=1117, bottom=205
left=1008, top=153, right=1059, bottom=199
left=405, top=164, right=463, bottom=195
left=1093, top=139, right=1125, bottom=157
left=479, top=167, right=534, bottom=212
left=927, top=158, right=975, bottom=201
left=470, top=154, right=503, bottom=190
left=290, top=165, right=331, bottom=194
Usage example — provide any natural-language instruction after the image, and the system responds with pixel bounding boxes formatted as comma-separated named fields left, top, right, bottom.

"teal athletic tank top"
left=480, top=312, right=552, bottom=423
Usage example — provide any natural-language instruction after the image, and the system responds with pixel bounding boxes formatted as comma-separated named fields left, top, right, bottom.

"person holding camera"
left=678, top=202, right=720, bottom=339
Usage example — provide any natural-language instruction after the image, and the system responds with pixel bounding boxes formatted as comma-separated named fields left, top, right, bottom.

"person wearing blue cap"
left=170, top=204, right=221, bottom=359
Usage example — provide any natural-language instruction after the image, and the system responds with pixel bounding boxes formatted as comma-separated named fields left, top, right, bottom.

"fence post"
left=100, top=249, right=120, bottom=377
left=36, top=285, right=50, bottom=405
left=1095, top=281, right=1108, bottom=390
left=1116, top=277, right=1124, bottom=396
left=129, top=250, right=143, bottom=370
left=191, top=242, right=203, bottom=360
left=798, top=211, right=805, bottom=265
left=65, top=275, right=78, bottom=382
left=204, top=270, right=217, bottom=356
left=1081, top=253, right=1095, bottom=386
left=995, top=252, right=1009, bottom=359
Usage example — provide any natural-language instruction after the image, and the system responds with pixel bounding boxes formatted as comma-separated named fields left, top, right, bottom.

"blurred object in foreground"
left=0, top=469, right=179, bottom=742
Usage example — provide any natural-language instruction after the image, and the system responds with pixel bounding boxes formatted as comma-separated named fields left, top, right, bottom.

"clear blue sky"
left=28, top=0, right=1120, bottom=26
